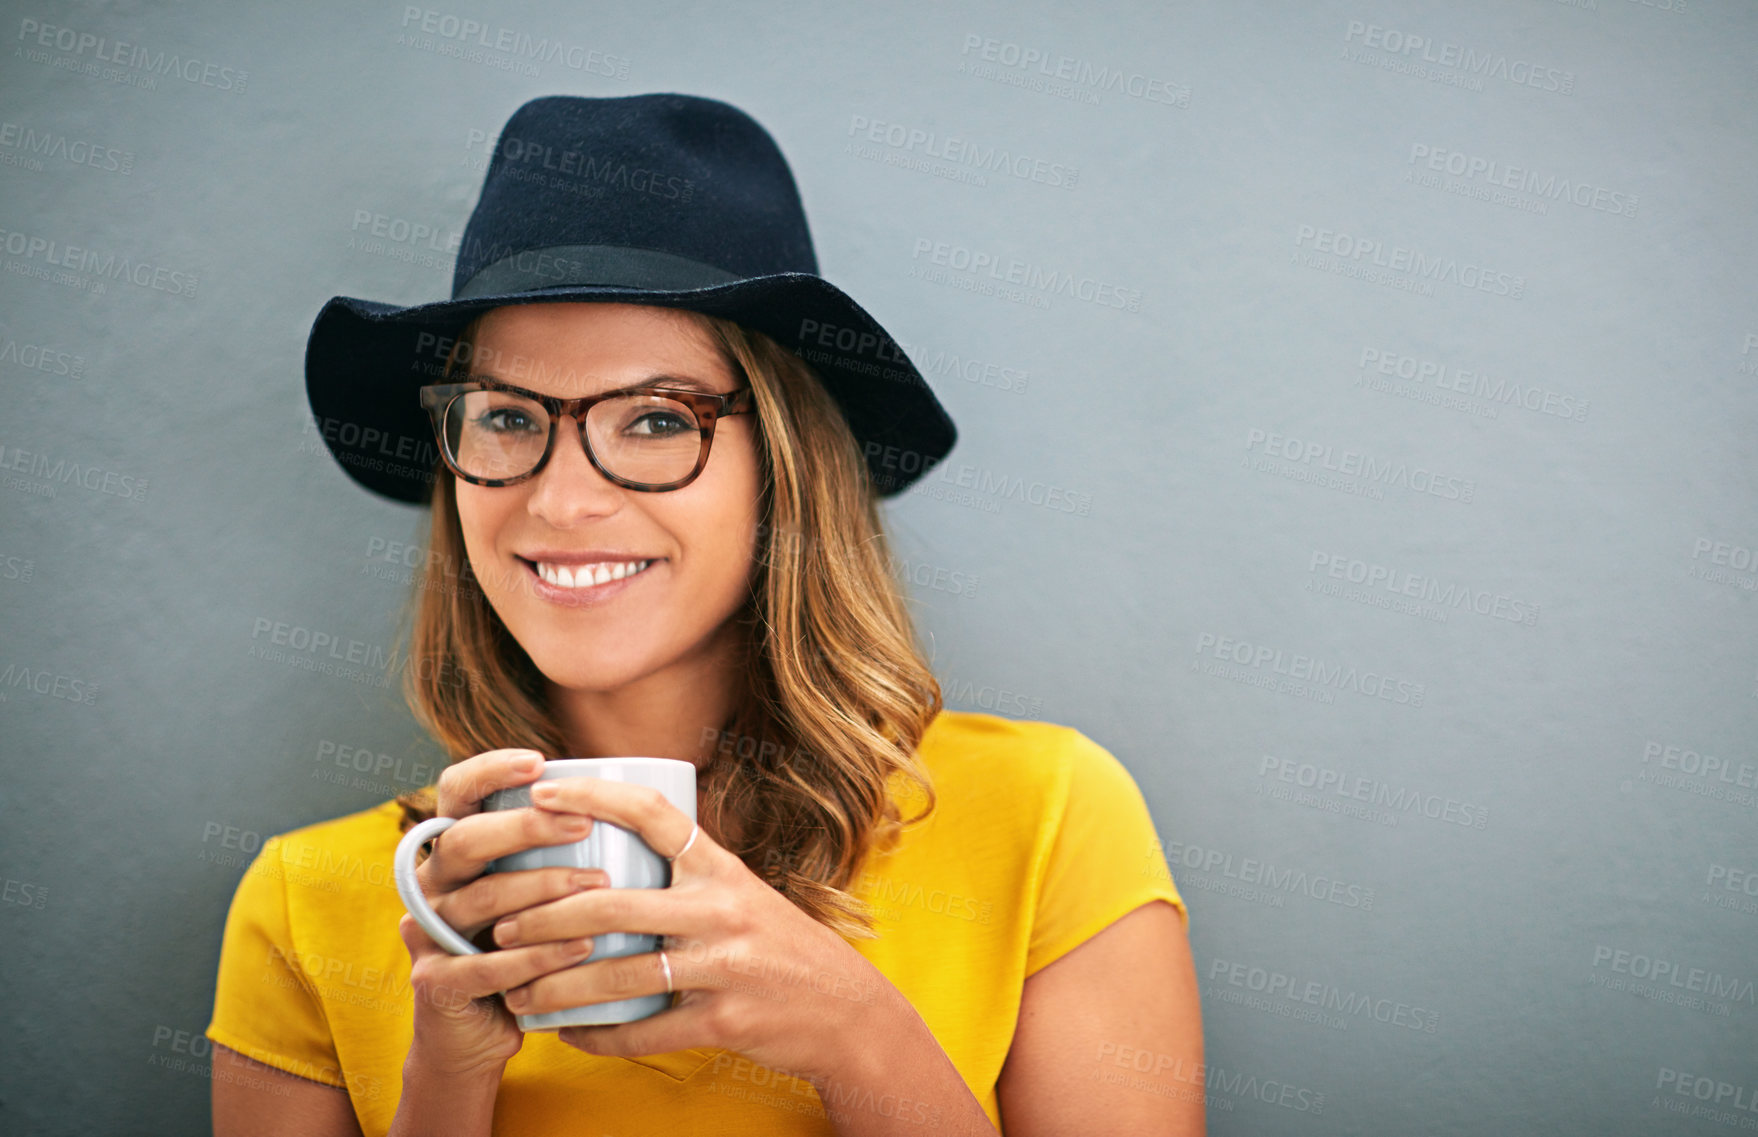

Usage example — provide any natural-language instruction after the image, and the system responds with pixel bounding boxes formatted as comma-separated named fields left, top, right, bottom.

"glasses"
left=419, top=378, right=755, bottom=492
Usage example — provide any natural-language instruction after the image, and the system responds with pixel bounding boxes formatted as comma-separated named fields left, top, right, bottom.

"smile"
left=525, top=558, right=655, bottom=590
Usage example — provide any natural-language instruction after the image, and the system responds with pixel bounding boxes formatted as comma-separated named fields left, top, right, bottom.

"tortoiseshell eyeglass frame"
left=418, top=378, right=755, bottom=492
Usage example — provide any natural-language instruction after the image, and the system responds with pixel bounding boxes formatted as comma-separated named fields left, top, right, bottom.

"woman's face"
left=450, top=302, right=762, bottom=695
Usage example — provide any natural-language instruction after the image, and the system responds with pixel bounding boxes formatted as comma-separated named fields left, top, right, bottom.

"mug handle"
left=393, top=816, right=482, bottom=956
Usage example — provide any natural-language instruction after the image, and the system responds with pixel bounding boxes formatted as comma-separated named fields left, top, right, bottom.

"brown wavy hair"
left=388, top=306, right=941, bottom=940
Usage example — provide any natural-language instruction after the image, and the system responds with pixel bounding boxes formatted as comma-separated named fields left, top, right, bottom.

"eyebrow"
left=464, top=371, right=721, bottom=394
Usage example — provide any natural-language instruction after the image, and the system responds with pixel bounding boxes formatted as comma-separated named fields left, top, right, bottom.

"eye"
left=625, top=409, right=693, bottom=437
left=472, top=406, right=542, bottom=434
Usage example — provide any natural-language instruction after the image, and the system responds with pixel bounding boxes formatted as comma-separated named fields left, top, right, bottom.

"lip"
left=516, top=554, right=661, bottom=608
left=519, top=548, right=659, bottom=565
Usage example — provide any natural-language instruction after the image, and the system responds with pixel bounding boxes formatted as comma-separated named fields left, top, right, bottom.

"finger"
left=503, top=947, right=673, bottom=1019
left=526, top=777, right=704, bottom=866
left=488, top=881, right=693, bottom=947
left=421, top=804, right=596, bottom=891
left=488, top=889, right=706, bottom=948
left=558, top=1000, right=711, bottom=1060
left=399, top=912, right=437, bottom=958
left=434, top=749, right=547, bottom=819
left=399, top=909, right=503, bottom=975
left=425, top=935, right=599, bottom=1004
left=434, top=865, right=611, bottom=937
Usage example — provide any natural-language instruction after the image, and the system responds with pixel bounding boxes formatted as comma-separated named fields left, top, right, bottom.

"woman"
left=205, top=93, right=1202, bottom=1136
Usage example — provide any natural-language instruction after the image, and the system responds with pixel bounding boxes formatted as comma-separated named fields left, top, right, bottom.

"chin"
left=525, top=652, right=648, bottom=692
left=531, top=628, right=689, bottom=682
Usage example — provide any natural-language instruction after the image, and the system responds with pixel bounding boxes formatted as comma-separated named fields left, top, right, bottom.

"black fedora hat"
left=304, top=92, right=956, bottom=506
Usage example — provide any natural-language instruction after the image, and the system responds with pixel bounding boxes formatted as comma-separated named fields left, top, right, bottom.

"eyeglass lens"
left=441, top=390, right=702, bottom=485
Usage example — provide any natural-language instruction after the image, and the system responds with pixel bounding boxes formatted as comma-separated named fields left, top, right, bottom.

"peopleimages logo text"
left=847, top=115, right=1078, bottom=189
left=1407, top=145, right=1636, bottom=217
left=1194, top=632, right=1425, bottom=706
left=910, top=238, right=1143, bottom=311
left=16, top=18, right=249, bottom=92
left=1247, top=428, right=1475, bottom=503
left=1294, top=226, right=1524, bottom=298
left=958, top=34, right=1188, bottom=106
left=1342, top=22, right=1574, bottom=94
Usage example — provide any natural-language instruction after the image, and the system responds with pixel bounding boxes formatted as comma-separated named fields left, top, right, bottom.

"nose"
left=524, top=412, right=623, bottom=520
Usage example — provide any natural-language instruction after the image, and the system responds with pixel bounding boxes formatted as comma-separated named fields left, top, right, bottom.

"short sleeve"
left=1025, top=730, right=1187, bottom=978
left=204, top=837, right=348, bottom=1089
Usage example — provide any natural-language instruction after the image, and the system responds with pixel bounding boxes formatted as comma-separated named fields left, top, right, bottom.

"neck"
left=543, top=620, right=744, bottom=773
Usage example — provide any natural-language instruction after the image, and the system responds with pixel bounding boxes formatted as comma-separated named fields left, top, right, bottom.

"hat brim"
left=303, top=273, right=956, bottom=505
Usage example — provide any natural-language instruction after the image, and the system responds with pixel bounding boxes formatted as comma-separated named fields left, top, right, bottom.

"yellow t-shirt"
left=205, top=710, right=1185, bottom=1135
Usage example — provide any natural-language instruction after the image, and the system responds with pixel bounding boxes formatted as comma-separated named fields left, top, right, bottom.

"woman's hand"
left=396, top=748, right=618, bottom=1079
left=491, top=776, right=896, bottom=1088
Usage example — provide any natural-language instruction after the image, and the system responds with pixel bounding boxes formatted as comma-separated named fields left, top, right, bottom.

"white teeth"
left=534, top=559, right=651, bottom=589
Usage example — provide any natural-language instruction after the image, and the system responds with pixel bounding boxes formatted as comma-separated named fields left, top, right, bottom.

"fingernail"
left=560, top=814, right=590, bottom=835
left=495, top=918, right=519, bottom=945
left=514, top=752, right=541, bottom=772
left=571, top=870, right=605, bottom=889
left=532, top=781, right=558, bottom=801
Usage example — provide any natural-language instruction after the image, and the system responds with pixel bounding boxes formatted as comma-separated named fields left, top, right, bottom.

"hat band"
left=454, top=244, right=741, bottom=299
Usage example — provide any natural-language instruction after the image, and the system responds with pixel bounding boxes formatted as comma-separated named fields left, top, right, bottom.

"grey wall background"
left=2, top=0, right=1754, bottom=1133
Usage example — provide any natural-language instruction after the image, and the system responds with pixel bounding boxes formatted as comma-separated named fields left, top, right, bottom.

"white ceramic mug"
left=392, top=756, right=696, bottom=1031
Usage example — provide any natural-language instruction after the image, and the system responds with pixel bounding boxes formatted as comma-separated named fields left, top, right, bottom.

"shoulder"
left=248, top=799, right=409, bottom=896
left=913, top=709, right=1122, bottom=819
left=918, top=709, right=1109, bottom=781
left=213, top=800, right=410, bottom=957
left=263, top=798, right=407, bottom=859
left=857, top=712, right=1102, bottom=917
left=921, top=710, right=1155, bottom=824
